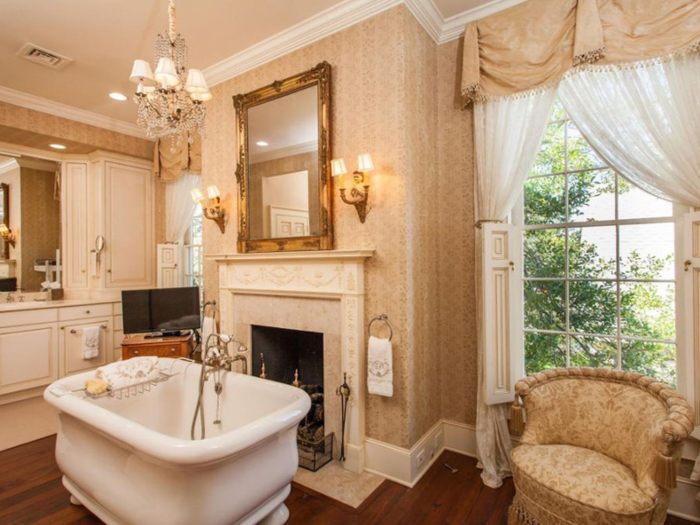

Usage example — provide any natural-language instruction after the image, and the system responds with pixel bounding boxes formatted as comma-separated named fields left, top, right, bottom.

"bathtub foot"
left=258, top=502, right=289, bottom=525
left=69, top=495, right=83, bottom=506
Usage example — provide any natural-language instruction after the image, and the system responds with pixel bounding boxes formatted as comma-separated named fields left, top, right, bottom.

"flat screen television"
left=122, top=287, right=201, bottom=337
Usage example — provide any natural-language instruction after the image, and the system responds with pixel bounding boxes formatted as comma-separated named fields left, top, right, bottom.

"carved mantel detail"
left=210, top=249, right=374, bottom=474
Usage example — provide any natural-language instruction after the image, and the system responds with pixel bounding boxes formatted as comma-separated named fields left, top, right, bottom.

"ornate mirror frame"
left=0, top=183, right=9, bottom=260
left=233, top=61, right=333, bottom=253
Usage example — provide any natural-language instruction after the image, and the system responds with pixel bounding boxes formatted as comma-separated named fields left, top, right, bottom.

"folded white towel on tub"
left=82, top=325, right=101, bottom=360
left=96, top=356, right=160, bottom=390
left=367, top=336, right=393, bottom=397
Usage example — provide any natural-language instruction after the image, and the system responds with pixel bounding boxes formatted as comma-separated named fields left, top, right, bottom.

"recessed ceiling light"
left=256, top=141, right=269, bottom=147
left=109, top=92, right=128, bottom=101
left=49, top=144, right=67, bottom=150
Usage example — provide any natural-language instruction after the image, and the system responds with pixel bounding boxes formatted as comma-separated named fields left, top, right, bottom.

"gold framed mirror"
left=0, top=183, right=9, bottom=259
left=233, top=61, right=332, bottom=253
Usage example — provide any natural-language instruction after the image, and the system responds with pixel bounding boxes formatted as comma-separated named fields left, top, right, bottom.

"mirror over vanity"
left=234, top=62, right=332, bottom=252
left=0, top=154, right=61, bottom=292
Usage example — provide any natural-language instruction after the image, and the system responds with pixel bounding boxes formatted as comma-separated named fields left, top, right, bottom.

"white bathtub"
left=44, top=358, right=311, bottom=525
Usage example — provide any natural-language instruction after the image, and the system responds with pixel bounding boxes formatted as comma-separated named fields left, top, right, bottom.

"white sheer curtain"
left=474, top=89, right=556, bottom=488
left=165, top=173, right=201, bottom=243
left=559, top=53, right=700, bottom=208
left=560, top=51, right=700, bottom=500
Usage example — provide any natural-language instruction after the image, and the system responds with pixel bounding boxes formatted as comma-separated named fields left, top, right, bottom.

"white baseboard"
left=364, top=419, right=476, bottom=487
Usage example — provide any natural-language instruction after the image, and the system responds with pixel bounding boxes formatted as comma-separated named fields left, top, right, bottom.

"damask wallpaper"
left=201, top=5, right=478, bottom=448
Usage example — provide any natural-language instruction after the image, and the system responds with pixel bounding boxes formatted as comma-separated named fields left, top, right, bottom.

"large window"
left=521, top=101, right=680, bottom=386
left=184, top=204, right=203, bottom=295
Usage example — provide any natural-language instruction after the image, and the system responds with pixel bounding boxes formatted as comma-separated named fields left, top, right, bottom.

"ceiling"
left=0, top=0, right=507, bottom=129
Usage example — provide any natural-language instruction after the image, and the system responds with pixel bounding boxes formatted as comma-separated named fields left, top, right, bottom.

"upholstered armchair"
left=508, top=368, right=694, bottom=525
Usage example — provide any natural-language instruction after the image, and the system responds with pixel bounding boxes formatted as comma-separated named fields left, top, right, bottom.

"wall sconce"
left=331, top=153, right=373, bottom=223
left=0, top=224, right=15, bottom=247
left=191, top=185, right=226, bottom=234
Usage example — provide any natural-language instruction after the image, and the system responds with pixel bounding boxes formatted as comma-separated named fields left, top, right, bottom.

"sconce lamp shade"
left=357, top=153, right=374, bottom=173
left=331, top=159, right=347, bottom=177
left=130, top=60, right=155, bottom=84
left=185, top=69, right=209, bottom=94
left=190, top=187, right=204, bottom=202
left=154, top=57, right=180, bottom=87
left=206, top=185, right=221, bottom=199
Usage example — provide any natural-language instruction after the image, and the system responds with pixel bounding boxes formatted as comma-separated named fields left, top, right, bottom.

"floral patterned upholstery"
left=508, top=367, right=694, bottom=525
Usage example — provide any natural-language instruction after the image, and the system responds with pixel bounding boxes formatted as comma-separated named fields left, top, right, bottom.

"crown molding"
left=0, top=85, right=149, bottom=140
left=204, top=0, right=525, bottom=86
left=0, top=159, right=18, bottom=176
left=204, top=0, right=402, bottom=87
left=438, top=0, right=527, bottom=43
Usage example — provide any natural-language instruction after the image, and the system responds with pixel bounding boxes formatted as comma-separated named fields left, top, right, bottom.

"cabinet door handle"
left=107, top=269, right=112, bottom=273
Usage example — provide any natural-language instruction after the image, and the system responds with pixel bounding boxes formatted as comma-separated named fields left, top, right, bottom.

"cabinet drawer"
left=0, top=308, right=58, bottom=329
left=60, top=319, right=112, bottom=376
left=122, top=343, right=185, bottom=360
left=59, top=303, right=112, bottom=322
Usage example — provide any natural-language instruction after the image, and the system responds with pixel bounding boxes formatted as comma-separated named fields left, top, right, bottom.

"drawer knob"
left=85, top=310, right=91, bottom=314
left=133, top=350, right=139, bottom=355
left=170, top=348, right=176, bottom=354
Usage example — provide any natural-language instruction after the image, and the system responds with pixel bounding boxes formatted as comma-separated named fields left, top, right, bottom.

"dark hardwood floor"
left=0, top=435, right=693, bottom=524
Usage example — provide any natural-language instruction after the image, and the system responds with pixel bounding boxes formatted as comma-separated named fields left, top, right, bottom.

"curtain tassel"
left=654, top=453, right=677, bottom=490
left=509, top=401, right=525, bottom=434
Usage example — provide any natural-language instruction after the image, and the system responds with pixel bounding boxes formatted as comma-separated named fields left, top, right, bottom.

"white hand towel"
left=367, top=336, right=393, bottom=397
left=82, top=326, right=101, bottom=360
left=96, top=356, right=159, bottom=390
left=201, top=315, right=216, bottom=354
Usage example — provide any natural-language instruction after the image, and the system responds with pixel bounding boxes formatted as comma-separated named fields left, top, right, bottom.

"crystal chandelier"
left=129, top=0, right=211, bottom=146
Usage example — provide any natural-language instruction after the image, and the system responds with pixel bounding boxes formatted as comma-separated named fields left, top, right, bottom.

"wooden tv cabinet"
left=121, top=332, right=194, bottom=360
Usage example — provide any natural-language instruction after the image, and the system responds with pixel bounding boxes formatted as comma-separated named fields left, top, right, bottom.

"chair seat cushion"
left=512, top=444, right=656, bottom=525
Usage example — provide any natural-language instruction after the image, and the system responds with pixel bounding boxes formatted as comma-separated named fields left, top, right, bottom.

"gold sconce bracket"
left=203, top=198, right=226, bottom=234
left=339, top=185, right=370, bottom=223
left=192, top=187, right=226, bottom=234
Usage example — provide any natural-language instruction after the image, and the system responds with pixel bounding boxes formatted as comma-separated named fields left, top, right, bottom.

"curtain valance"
left=461, top=0, right=700, bottom=105
left=153, top=134, right=202, bottom=182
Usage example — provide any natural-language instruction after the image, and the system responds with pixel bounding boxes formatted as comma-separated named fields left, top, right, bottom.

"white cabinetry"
left=62, top=161, right=89, bottom=290
left=63, top=152, right=155, bottom=299
left=0, top=322, right=58, bottom=395
left=0, top=301, right=119, bottom=403
left=104, top=161, right=154, bottom=288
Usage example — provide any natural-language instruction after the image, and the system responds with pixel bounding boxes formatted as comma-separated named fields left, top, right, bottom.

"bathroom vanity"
left=0, top=298, right=124, bottom=405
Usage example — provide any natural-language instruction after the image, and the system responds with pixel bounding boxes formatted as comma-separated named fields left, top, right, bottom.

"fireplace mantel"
left=211, top=249, right=374, bottom=474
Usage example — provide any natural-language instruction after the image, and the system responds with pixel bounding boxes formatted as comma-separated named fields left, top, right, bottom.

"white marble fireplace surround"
left=212, top=250, right=374, bottom=474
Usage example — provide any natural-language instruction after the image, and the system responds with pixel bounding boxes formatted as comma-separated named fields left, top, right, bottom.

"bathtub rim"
left=44, top=359, right=311, bottom=466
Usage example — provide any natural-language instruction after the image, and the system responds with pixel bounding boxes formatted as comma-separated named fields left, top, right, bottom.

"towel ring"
left=203, top=300, right=217, bottom=318
left=368, top=314, right=393, bottom=341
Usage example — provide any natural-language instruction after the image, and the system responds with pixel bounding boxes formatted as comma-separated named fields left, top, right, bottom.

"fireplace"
left=251, top=325, right=332, bottom=470
left=213, top=249, right=373, bottom=473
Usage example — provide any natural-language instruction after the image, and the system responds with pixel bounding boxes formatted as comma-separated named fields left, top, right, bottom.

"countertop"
left=0, top=298, right=119, bottom=313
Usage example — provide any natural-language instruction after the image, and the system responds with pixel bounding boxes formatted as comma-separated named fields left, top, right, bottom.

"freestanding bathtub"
left=44, top=358, right=310, bottom=525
